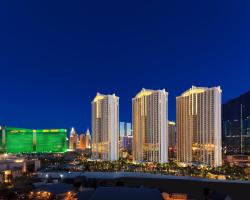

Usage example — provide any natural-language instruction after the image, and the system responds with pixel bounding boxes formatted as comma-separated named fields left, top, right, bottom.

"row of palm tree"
left=75, top=158, right=248, bottom=180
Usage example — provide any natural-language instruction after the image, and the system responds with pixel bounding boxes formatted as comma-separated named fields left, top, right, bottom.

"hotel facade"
left=168, top=121, right=176, bottom=160
left=132, top=88, right=168, bottom=163
left=91, top=93, right=119, bottom=161
left=0, top=126, right=67, bottom=153
left=176, top=86, right=222, bottom=167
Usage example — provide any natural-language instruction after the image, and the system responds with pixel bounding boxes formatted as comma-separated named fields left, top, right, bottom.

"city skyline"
left=0, top=85, right=248, bottom=134
left=0, top=1, right=250, bottom=199
left=1, top=1, right=250, bottom=131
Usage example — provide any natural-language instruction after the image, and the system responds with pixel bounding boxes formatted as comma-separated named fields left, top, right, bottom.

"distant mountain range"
left=222, top=91, right=250, bottom=121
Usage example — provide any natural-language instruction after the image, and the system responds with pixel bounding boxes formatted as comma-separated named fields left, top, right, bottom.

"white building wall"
left=133, top=89, right=168, bottom=163
left=109, top=95, right=119, bottom=161
left=91, top=93, right=119, bottom=161
left=176, top=86, right=222, bottom=167
left=214, top=87, right=222, bottom=166
left=160, top=90, right=168, bottom=163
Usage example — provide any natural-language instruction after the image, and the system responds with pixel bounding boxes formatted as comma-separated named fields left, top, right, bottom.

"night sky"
left=1, top=0, right=250, bottom=132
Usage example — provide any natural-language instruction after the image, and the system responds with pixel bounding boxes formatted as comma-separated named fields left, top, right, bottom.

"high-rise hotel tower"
left=132, top=88, right=168, bottom=163
left=69, top=127, right=78, bottom=150
left=176, top=86, right=222, bottom=167
left=91, top=93, right=119, bottom=161
left=85, top=129, right=91, bottom=149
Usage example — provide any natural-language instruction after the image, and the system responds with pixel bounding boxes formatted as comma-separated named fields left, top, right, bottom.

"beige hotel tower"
left=132, top=88, right=168, bottom=163
left=91, top=93, right=119, bottom=161
left=176, top=86, right=222, bottom=167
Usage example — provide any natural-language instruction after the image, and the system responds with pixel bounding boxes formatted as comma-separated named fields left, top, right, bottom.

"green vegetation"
left=78, top=159, right=248, bottom=180
left=39, top=153, right=249, bottom=181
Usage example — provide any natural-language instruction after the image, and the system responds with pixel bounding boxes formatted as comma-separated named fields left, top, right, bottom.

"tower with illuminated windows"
left=91, top=93, right=119, bottom=161
left=85, top=129, right=91, bottom=149
left=176, top=86, right=222, bottom=167
left=69, top=127, right=78, bottom=150
left=168, top=121, right=176, bottom=160
left=132, top=88, right=168, bottom=163
left=78, top=133, right=86, bottom=149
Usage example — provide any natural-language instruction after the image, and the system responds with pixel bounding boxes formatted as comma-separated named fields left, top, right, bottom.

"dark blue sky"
left=0, top=0, right=250, bottom=132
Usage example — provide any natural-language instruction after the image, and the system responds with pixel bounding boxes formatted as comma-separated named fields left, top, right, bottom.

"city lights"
left=1, top=1, right=250, bottom=199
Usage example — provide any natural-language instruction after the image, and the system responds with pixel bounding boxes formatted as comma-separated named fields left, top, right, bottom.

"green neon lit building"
left=0, top=126, right=67, bottom=153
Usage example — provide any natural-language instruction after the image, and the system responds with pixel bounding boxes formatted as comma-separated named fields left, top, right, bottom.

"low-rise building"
left=224, top=155, right=250, bottom=167
left=0, top=154, right=40, bottom=183
left=162, top=192, right=188, bottom=200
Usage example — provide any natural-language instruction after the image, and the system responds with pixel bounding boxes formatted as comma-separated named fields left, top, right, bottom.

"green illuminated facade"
left=0, top=126, right=67, bottom=153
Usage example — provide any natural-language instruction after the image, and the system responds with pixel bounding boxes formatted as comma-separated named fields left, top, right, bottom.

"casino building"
left=0, top=126, right=67, bottom=154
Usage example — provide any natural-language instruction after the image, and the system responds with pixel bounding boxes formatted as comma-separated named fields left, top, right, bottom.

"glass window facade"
left=119, top=122, right=132, bottom=138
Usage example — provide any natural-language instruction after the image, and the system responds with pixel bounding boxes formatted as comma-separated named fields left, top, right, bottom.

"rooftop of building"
left=0, top=126, right=67, bottom=133
left=92, top=92, right=118, bottom=102
left=37, top=171, right=250, bottom=184
left=180, top=85, right=221, bottom=97
left=168, top=121, right=176, bottom=125
left=90, top=187, right=163, bottom=200
left=0, top=154, right=39, bottom=165
left=34, top=182, right=74, bottom=195
left=134, top=88, right=167, bottom=99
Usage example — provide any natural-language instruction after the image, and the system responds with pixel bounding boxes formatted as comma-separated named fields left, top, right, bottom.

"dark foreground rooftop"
left=36, top=172, right=250, bottom=199
left=34, top=183, right=73, bottom=195
left=89, top=187, right=163, bottom=200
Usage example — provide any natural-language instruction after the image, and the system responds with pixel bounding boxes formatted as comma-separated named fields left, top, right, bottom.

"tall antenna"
left=240, top=104, right=244, bottom=154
